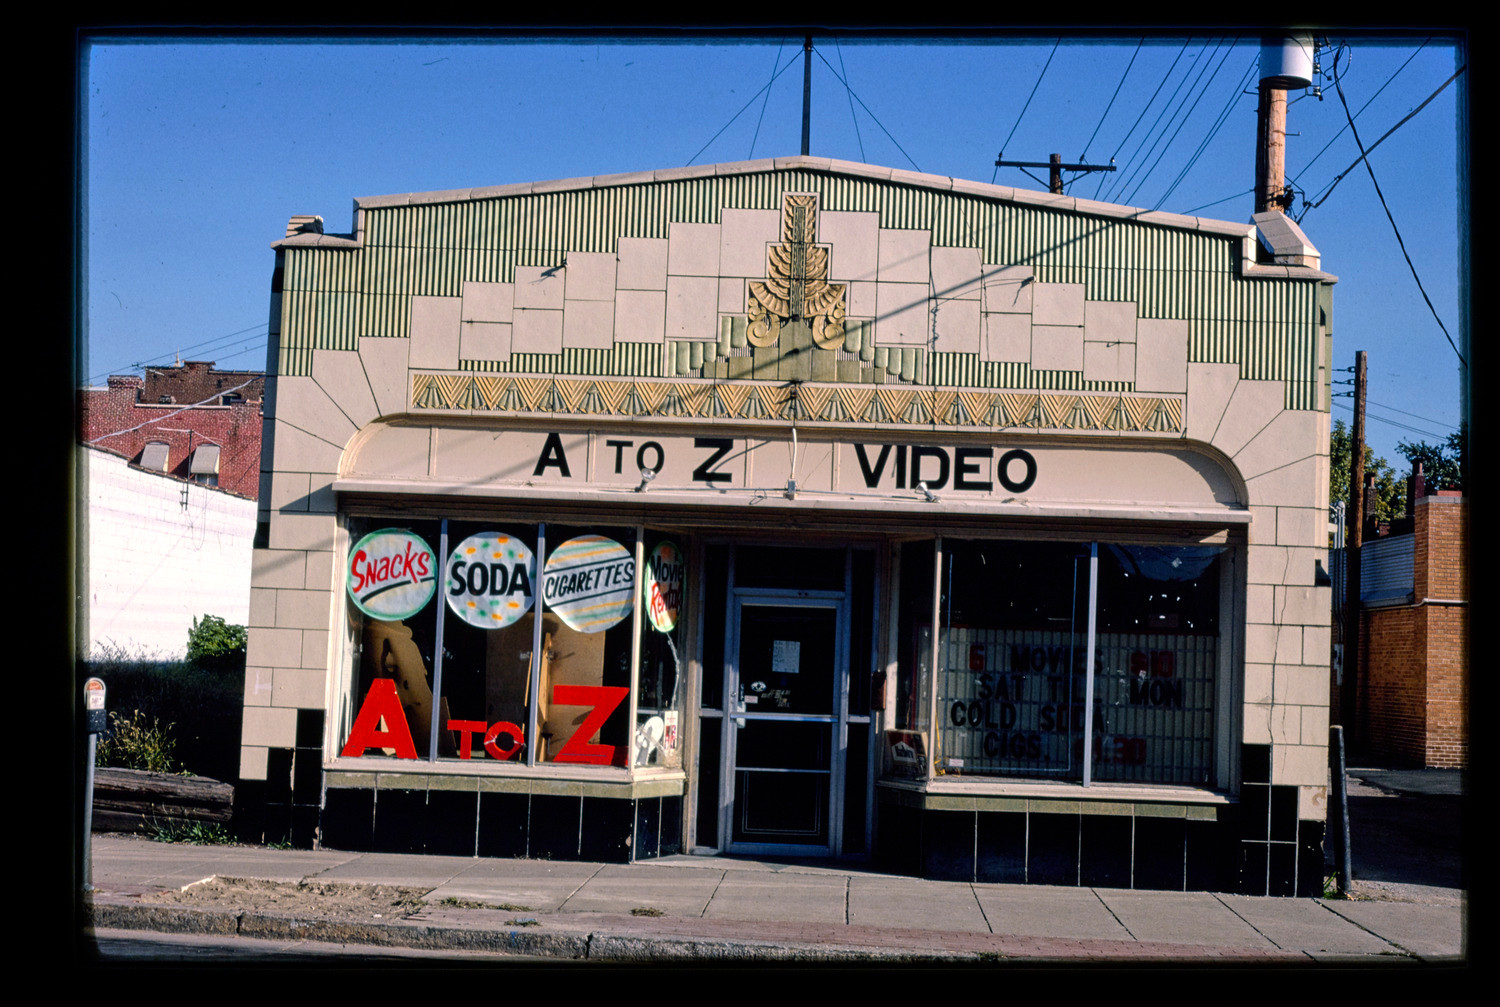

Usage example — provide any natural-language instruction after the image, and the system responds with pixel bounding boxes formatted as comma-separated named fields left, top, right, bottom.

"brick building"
left=80, top=361, right=265, bottom=499
left=1354, top=489, right=1468, bottom=767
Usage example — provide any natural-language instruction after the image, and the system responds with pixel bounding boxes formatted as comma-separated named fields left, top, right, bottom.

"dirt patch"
left=144, top=876, right=434, bottom=923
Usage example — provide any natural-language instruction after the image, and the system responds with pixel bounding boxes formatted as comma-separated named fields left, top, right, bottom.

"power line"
left=748, top=39, right=787, bottom=160
left=1122, top=37, right=1233, bottom=207
left=1290, top=39, right=1428, bottom=187
left=835, top=40, right=866, bottom=163
left=1152, top=51, right=1256, bottom=211
left=88, top=322, right=269, bottom=386
left=1095, top=38, right=1192, bottom=200
left=1329, top=52, right=1465, bottom=368
left=812, top=47, right=920, bottom=172
left=1078, top=38, right=1142, bottom=163
left=686, top=47, right=801, bottom=167
left=1100, top=38, right=1203, bottom=203
left=992, top=38, right=1061, bottom=184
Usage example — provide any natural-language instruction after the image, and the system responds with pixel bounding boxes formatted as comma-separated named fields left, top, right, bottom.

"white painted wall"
left=85, top=447, right=255, bottom=659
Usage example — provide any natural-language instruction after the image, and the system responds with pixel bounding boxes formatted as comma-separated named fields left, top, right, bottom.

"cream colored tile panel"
left=1245, top=583, right=1274, bottom=625
left=313, top=348, right=380, bottom=430
left=1185, top=363, right=1240, bottom=445
left=1135, top=317, right=1189, bottom=394
left=274, top=375, right=359, bottom=449
left=1243, top=663, right=1273, bottom=705
left=409, top=296, right=463, bottom=370
left=615, top=289, right=666, bottom=343
left=253, top=548, right=307, bottom=591
left=271, top=472, right=312, bottom=514
left=667, top=222, right=721, bottom=277
left=1300, top=705, right=1330, bottom=747
left=274, top=589, right=331, bottom=630
left=846, top=280, right=877, bottom=319
left=562, top=299, right=616, bottom=350
left=242, top=705, right=298, bottom=748
left=1274, top=664, right=1330, bottom=706
left=460, top=321, right=512, bottom=363
left=932, top=298, right=981, bottom=354
left=617, top=237, right=669, bottom=291
left=821, top=210, right=880, bottom=282
left=1299, top=783, right=1328, bottom=821
left=247, top=626, right=303, bottom=674
left=1244, top=455, right=1322, bottom=509
left=564, top=251, right=617, bottom=302
left=981, top=265, right=1034, bottom=313
left=1275, top=624, right=1304, bottom=665
left=461, top=281, right=514, bottom=322
left=272, top=419, right=345, bottom=475
left=1248, top=505, right=1277, bottom=546
left=1247, top=544, right=1290, bottom=586
left=718, top=277, right=745, bottom=315
left=931, top=246, right=982, bottom=300
left=245, top=666, right=274, bottom=707
left=305, top=549, right=337, bottom=592
left=1033, top=283, right=1085, bottom=326
left=874, top=282, right=931, bottom=345
left=984, top=312, right=1031, bottom=362
left=666, top=275, right=718, bottom=340
left=1243, top=622, right=1279, bottom=665
left=1273, top=744, right=1326, bottom=787
left=1031, top=324, right=1084, bottom=372
left=249, top=587, right=277, bottom=629
left=513, top=308, right=563, bottom=354
left=269, top=511, right=337, bottom=553
left=718, top=208, right=779, bottom=277
left=1234, top=410, right=1321, bottom=482
left=1212, top=379, right=1284, bottom=458
left=1274, top=584, right=1331, bottom=626
left=1083, top=339, right=1135, bottom=383
left=877, top=229, right=931, bottom=283
left=240, top=745, right=269, bottom=780
left=1243, top=705, right=1272, bottom=744
left=1269, top=704, right=1300, bottom=744
left=515, top=266, right=565, bottom=309
left=358, top=336, right=411, bottom=419
left=1085, top=300, right=1138, bottom=344
left=345, top=423, right=430, bottom=480
left=274, top=667, right=326, bottom=708
left=1302, top=625, right=1330, bottom=663
left=301, top=629, right=331, bottom=670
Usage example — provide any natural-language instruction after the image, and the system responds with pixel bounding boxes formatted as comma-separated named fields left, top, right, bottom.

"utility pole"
left=1255, top=81, right=1291, bottom=212
left=801, top=36, right=812, bottom=157
left=1341, top=350, right=1367, bottom=748
left=993, top=153, right=1115, bottom=194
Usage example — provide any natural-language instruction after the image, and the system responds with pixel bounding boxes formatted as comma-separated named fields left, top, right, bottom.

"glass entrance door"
left=724, top=597, right=847, bottom=855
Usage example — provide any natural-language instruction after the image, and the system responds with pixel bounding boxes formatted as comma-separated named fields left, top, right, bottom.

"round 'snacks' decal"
left=644, top=540, right=684, bottom=633
left=445, top=533, right=536, bottom=629
left=347, top=529, right=437, bottom=620
left=542, top=535, right=635, bottom=633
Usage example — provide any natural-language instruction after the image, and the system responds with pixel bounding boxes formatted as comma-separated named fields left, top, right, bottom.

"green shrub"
left=96, top=709, right=178, bottom=773
left=187, top=615, right=248, bottom=674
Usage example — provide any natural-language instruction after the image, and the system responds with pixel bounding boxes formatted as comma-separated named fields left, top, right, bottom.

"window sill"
left=877, top=776, right=1231, bottom=817
left=325, top=757, right=686, bottom=798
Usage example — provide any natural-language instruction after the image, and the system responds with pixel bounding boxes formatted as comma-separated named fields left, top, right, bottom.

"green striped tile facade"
left=276, top=167, right=1326, bottom=411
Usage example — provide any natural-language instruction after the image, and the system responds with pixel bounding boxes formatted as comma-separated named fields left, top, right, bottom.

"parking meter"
left=82, top=677, right=106, bottom=891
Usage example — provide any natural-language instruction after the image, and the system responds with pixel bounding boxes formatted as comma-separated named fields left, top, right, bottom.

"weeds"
left=631, top=906, right=665, bottom=917
left=96, top=709, right=178, bottom=773
left=151, top=818, right=235, bottom=845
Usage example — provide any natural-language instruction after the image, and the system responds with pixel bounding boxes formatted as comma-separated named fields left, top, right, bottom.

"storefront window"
left=339, top=517, right=665, bottom=773
left=910, top=538, right=1225, bottom=787
left=636, top=534, right=686, bottom=770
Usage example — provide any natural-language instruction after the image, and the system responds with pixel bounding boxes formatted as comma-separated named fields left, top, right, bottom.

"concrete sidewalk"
left=80, top=833, right=1465, bottom=965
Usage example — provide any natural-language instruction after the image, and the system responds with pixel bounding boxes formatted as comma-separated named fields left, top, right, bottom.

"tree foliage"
left=1329, top=419, right=1404, bottom=523
left=1395, top=423, right=1466, bottom=493
left=186, top=614, right=248, bottom=672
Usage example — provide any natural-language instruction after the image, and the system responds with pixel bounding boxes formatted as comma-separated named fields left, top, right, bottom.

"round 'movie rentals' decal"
left=644, top=540, right=684, bottom=633
left=347, top=528, right=437, bottom=620
left=542, top=535, right=635, bottom=633
left=445, top=532, right=535, bottom=629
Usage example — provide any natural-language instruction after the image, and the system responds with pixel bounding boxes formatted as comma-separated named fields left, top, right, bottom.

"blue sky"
left=80, top=30, right=1467, bottom=467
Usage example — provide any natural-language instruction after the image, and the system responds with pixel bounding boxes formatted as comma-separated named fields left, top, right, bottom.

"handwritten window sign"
left=542, top=535, right=635, bottom=633
left=772, top=640, right=801, bottom=674
left=347, top=529, right=437, bottom=620
left=445, top=532, right=536, bottom=629
left=644, top=540, right=684, bottom=633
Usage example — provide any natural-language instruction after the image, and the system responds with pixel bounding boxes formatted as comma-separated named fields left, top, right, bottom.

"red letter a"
left=340, top=678, right=418, bottom=759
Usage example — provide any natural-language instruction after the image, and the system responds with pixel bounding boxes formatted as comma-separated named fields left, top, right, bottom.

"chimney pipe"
left=1413, top=459, right=1426, bottom=501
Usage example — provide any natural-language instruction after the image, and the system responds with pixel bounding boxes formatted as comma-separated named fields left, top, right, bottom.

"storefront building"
left=237, top=157, right=1335, bottom=895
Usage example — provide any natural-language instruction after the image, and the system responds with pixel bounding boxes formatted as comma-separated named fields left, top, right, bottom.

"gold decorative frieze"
left=746, top=193, right=848, bottom=350
left=410, top=372, right=1184, bottom=436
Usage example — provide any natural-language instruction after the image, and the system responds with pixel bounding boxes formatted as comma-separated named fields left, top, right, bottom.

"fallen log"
left=91, top=767, right=235, bottom=833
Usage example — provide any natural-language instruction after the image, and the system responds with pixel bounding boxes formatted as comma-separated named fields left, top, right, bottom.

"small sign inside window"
left=772, top=640, right=800, bottom=674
